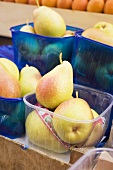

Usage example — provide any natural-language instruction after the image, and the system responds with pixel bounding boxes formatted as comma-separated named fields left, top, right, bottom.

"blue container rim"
left=0, top=96, right=23, bottom=101
left=76, top=34, right=113, bottom=51
left=10, top=22, right=84, bottom=40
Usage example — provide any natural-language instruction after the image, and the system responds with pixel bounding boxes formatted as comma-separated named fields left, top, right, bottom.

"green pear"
left=52, top=97, right=94, bottom=145
left=36, top=54, right=73, bottom=109
left=0, top=58, right=19, bottom=80
left=25, top=110, right=68, bottom=153
left=0, top=64, right=21, bottom=98
left=19, top=65, right=42, bottom=97
left=33, top=6, right=66, bottom=37
left=94, top=21, right=113, bottom=36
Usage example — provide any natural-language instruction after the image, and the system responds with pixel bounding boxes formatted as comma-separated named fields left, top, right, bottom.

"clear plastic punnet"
left=23, top=84, right=113, bottom=157
left=69, top=147, right=113, bottom=170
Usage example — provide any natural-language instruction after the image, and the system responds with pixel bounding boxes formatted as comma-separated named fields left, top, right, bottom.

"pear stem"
left=36, top=0, right=40, bottom=7
left=59, top=52, right=63, bottom=64
left=76, top=91, right=78, bottom=98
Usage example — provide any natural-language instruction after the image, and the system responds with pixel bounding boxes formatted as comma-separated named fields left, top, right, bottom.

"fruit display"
left=33, top=4, right=66, bottom=37
left=19, top=65, right=42, bottom=97
left=10, top=4, right=83, bottom=75
left=0, top=58, right=21, bottom=98
left=23, top=56, right=113, bottom=153
left=52, top=97, right=94, bottom=145
left=0, top=58, right=42, bottom=138
left=25, top=110, right=69, bottom=153
left=0, top=58, right=41, bottom=98
left=36, top=53, right=73, bottom=109
left=71, top=21, right=113, bottom=94
left=4, top=0, right=113, bottom=15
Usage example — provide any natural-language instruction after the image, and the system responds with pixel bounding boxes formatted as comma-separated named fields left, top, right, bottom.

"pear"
left=0, top=64, right=21, bottom=98
left=20, top=24, right=35, bottom=34
left=25, top=110, right=68, bottom=153
left=20, top=20, right=35, bottom=34
left=19, top=65, right=42, bottom=97
left=94, top=21, right=113, bottom=36
left=36, top=54, right=73, bottom=109
left=52, top=97, right=94, bottom=144
left=0, top=58, right=19, bottom=80
left=63, top=30, right=75, bottom=37
left=83, top=109, right=105, bottom=147
left=33, top=2, right=66, bottom=37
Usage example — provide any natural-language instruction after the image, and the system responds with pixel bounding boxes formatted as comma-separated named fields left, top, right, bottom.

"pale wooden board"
left=0, top=1, right=113, bottom=38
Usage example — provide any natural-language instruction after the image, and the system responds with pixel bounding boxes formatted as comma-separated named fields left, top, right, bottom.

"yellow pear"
left=33, top=1, right=66, bottom=37
left=0, top=64, right=21, bottom=98
left=83, top=109, right=105, bottom=147
left=0, top=58, right=19, bottom=80
left=52, top=97, right=94, bottom=144
left=20, top=21, right=35, bottom=34
left=25, top=110, right=68, bottom=153
left=36, top=54, right=73, bottom=109
left=94, top=21, right=113, bottom=36
left=82, top=28, right=113, bottom=46
left=19, top=65, right=42, bottom=97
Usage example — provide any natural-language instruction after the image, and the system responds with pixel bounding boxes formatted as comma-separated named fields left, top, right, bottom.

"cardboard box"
left=0, top=135, right=71, bottom=170
left=0, top=135, right=96, bottom=169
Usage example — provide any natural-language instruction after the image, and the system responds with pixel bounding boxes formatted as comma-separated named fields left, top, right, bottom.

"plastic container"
left=69, top=148, right=113, bottom=170
left=0, top=96, right=25, bottom=139
left=23, top=84, right=113, bottom=153
left=71, top=34, right=113, bottom=95
left=10, top=23, right=83, bottom=75
left=0, top=47, right=25, bottom=139
left=0, top=45, right=14, bottom=61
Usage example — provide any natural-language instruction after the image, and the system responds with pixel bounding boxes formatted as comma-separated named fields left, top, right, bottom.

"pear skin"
left=33, top=6, right=66, bottom=37
left=83, top=109, right=105, bottom=147
left=82, top=28, right=113, bottom=46
left=20, top=24, right=35, bottom=34
left=19, top=65, right=42, bottom=97
left=36, top=60, right=73, bottom=109
left=94, top=21, right=113, bottom=36
left=26, top=110, right=68, bottom=153
left=0, top=58, right=19, bottom=80
left=0, top=64, right=21, bottom=98
left=52, top=98, right=94, bottom=144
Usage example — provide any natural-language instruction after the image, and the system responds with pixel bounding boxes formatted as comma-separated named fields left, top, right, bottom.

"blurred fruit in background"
left=15, top=0, right=28, bottom=4
left=28, top=0, right=37, bottom=5
left=57, top=0, right=72, bottom=9
left=41, top=0, right=57, bottom=7
left=87, top=0, right=104, bottom=13
left=72, top=0, right=88, bottom=11
left=4, top=0, right=15, bottom=2
left=104, top=0, right=113, bottom=14
left=2, top=0, right=113, bottom=15
left=28, top=0, right=42, bottom=5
